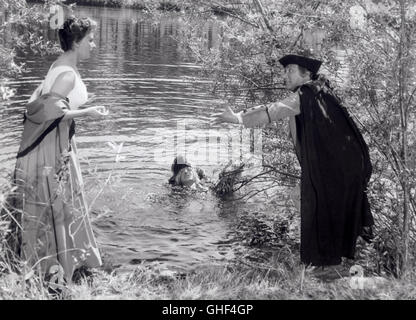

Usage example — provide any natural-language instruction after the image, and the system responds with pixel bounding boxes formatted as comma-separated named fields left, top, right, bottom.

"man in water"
left=212, top=53, right=374, bottom=268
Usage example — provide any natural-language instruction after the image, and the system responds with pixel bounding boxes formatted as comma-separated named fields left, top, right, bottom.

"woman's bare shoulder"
left=50, top=71, right=76, bottom=97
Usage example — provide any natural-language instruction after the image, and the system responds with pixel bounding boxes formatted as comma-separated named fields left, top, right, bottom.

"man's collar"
left=292, top=80, right=312, bottom=92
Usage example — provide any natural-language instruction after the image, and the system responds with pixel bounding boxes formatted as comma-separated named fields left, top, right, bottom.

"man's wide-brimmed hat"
left=279, top=54, right=322, bottom=74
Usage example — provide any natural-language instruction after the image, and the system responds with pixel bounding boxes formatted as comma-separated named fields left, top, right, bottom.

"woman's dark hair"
left=58, top=16, right=96, bottom=52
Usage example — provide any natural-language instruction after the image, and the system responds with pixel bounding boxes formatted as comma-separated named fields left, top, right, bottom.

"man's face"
left=284, top=64, right=309, bottom=91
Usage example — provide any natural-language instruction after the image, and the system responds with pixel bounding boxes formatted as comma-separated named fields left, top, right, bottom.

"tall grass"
left=2, top=256, right=416, bottom=300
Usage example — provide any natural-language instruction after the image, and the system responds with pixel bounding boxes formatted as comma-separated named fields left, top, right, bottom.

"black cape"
left=294, top=79, right=374, bottom=266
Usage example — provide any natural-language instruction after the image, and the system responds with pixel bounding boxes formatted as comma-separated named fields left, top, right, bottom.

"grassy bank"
left=1, top=259, right=415, bottom=300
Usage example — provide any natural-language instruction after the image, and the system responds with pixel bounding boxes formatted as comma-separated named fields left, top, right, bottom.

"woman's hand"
left=211, top=106, right=240, bottom=125
left=87, top=106, right=109, bottom=117
left=63, top=106, right=109, bottom=120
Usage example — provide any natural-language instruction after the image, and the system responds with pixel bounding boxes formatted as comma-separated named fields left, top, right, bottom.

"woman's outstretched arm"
left=62, top=106, right=109, bottom=119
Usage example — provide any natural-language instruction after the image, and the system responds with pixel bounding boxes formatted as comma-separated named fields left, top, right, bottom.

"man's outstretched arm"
left=212, top=92, right=300, bottom=128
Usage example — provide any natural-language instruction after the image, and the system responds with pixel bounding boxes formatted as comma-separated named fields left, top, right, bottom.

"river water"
left=0, top=5, right=290, bottom=273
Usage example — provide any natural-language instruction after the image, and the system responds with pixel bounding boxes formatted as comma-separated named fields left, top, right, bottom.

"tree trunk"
left=399, top=0, right=410, bottom=276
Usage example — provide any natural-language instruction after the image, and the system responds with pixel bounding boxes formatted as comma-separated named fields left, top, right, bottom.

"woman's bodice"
left=33, top=63, right=88, bottom=110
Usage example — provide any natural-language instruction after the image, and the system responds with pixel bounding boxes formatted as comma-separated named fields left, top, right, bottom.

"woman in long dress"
left=8, top=16, right=108, bottom=283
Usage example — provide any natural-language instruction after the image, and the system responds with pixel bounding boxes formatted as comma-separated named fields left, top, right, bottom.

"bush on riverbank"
left=1, top=0, right=60, bottom=101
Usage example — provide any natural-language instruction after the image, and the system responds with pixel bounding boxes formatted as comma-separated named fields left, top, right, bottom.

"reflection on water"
left=0, top=6, right=274, bottom=272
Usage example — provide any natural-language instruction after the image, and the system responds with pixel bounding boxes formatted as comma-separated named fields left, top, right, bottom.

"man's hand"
left=211, top=106, right=240, bottom=125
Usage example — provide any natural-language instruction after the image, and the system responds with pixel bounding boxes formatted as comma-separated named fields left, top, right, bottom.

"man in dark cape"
left=295, top=77, right=374, bottom=266
left=213, top=53, right=374, bottom=267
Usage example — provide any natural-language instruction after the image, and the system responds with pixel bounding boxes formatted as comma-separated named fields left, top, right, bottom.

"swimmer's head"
left=174, top=166, right=200, bottom=187
left=169, top=155, right=195, bottom=186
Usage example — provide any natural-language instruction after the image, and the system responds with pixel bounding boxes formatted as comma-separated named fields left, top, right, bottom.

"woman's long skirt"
left=8, top=131, right=102, bottom=281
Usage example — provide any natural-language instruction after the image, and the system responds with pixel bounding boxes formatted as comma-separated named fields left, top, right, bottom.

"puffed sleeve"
left=267, top=92, right=300, bottom=121
left=240, top=92, right=301, bottom=127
